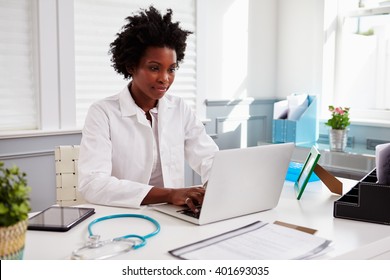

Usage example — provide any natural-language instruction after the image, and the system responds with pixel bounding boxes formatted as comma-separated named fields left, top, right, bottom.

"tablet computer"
left=28, top=206, right=95, bottom=232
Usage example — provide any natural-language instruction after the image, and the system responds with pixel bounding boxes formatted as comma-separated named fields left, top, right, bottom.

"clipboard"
left=169, top=221, right=331, bottom=260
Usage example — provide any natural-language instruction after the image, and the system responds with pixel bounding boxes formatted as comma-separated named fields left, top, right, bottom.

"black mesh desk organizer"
left=334, top=168, right=390, bottom=225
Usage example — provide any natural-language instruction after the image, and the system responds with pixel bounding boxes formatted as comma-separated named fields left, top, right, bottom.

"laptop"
left=152, top=142, right=295, bottom=225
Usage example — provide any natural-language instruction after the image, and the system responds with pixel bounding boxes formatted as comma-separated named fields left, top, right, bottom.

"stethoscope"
left=71, top=214, right=160, bottom=260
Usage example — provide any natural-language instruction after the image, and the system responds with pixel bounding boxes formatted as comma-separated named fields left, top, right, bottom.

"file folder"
left=272, top=95, right=318, bottom=145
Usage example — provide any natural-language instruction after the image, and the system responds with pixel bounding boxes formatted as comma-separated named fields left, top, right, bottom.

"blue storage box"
left=272, top=95, right=318, bottom=145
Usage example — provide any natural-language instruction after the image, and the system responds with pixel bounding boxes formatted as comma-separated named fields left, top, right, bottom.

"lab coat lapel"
left=157, top=96, right=175, bottom=143
left=157, top=96, right=177, bottom=187
left=118, top=86, right=150, bottom=127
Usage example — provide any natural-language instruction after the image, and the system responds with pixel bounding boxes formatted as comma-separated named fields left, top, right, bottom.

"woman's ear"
left=126, top=65, right=134, bottom=75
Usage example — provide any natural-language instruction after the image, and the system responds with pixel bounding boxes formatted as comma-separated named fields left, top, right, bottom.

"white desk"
left=24, top=179, right=390, bottom=260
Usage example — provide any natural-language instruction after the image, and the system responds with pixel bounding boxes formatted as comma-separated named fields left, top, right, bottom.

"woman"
left=78, top=6, right=219, bottom=213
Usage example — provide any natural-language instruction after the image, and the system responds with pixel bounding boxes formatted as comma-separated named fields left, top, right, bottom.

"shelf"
left=345, top=5, right=390, bottom=17
left=292, top=143, right=375, bottom=180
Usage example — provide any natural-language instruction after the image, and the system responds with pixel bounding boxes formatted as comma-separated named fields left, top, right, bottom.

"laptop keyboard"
left=177, top=205, right=202, bottom=219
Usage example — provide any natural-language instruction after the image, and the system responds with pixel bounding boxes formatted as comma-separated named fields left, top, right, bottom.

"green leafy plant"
left=0, top=162, right=31, bottom=227
left=325, top=105, right=351, bottom=130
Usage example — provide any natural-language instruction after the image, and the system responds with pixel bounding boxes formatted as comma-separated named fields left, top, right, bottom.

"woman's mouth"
left=154, top=86, right=168, bottom=93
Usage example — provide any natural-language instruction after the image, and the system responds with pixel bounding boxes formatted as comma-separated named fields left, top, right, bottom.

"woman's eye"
left=169, top=67, right=176, bottom=73
left=149, top=66, right=159, bottom=71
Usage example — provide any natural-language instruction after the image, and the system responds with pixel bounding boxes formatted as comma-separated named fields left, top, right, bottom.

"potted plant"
left=324, top=105, right=351, bottom=152
left=0, top=161, right=31, bottom=260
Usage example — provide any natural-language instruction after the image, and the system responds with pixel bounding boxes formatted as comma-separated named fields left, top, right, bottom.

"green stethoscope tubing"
left=87, top=213, right=161, bottom=249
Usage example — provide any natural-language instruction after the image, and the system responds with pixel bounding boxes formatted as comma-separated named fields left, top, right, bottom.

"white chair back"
left=54, top=145, right=85, bottom=206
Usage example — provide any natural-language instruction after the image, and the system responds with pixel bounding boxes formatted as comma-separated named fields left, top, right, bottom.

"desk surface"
left=24, top=179, right=390, bottom=260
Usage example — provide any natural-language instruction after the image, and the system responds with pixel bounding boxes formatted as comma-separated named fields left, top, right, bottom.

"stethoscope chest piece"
left=71, top=214, right=160, bottom=260
left=71, top=235, right=136, bottom=260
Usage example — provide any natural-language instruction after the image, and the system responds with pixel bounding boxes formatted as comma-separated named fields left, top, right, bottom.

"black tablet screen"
left=28, top=206, right=95, bottom=232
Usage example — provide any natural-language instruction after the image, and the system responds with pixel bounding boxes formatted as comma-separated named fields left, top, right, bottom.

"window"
left=74, top=0, right=197, bottom=127
left=0, top=0, right=38, bottom=130
left=334, top=0, right=390, bottom=123
left=0, top=0, right=196, bottom=132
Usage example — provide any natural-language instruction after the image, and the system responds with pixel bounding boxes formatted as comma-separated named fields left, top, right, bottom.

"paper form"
left=170, top=221, right=331, bottom=260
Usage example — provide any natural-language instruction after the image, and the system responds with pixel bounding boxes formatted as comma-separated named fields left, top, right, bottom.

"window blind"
left=0, top=0, right=37, bottom=131
left=74, top=0, right=196, bottom=128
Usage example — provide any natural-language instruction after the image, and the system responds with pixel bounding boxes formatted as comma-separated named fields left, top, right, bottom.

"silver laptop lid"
left=198, top=143, right=294, bottom=224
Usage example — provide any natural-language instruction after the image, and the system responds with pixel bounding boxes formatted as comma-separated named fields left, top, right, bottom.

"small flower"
left=325, top=105, right=351, bottom=130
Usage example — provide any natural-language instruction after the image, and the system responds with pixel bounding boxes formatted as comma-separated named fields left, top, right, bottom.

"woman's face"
left=129, top=47, right=177, bottom=109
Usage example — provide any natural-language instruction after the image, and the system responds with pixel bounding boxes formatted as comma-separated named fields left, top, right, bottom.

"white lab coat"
left=78, top=86, right=219, bottom=208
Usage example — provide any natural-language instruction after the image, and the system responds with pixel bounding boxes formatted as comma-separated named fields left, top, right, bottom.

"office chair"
left=54, top=145, right=86, bottom=206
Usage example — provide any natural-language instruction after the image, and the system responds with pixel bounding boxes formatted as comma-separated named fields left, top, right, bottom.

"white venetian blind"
left=74, top=0, right=196, bottom=128
left=0, top=0, right=37, bottom=131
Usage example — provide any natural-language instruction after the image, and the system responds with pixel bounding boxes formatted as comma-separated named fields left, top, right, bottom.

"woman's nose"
left=158, top=72, right=169, bottom=83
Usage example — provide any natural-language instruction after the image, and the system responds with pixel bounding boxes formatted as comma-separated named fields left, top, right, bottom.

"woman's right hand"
left=168, top=186, right=205, bottom=213
left=141, top=185, right=205, bottom=213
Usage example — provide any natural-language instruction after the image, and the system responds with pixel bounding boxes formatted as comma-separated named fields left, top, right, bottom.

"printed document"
left=170, top=221, right=331, bottom=260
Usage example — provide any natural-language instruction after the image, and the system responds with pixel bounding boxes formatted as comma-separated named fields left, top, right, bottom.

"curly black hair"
left=109, top=6, right=192, bottom=79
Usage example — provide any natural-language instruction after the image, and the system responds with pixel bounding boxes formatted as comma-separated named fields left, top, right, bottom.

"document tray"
left=333, top=168, right=390, bottom=225
left=272, top=95, right=318, bottom=145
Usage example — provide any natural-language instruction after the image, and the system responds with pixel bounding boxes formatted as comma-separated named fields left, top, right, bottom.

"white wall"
left=276, top=0, right=324, bottom=99
left=197, top=0, right=325, bottom=105
left=197, top=0, right=278, bottom=108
